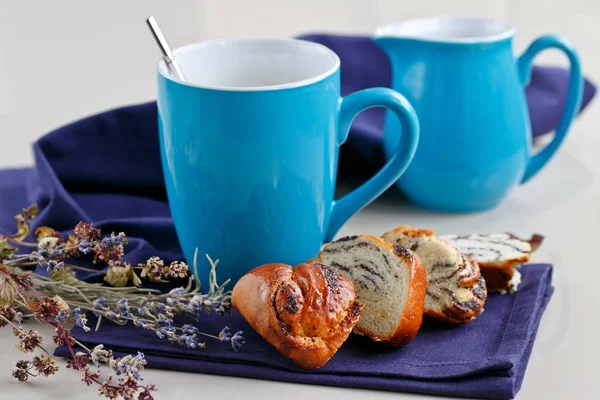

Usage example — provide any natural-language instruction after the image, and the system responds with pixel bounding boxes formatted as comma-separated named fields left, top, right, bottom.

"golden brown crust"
left=478, top=262, right=518, bottom=293
left=312, top=234, right=426, bottom=347
left=231, top=263, right=363, bottom=369
left=474, top=246, right=526, bottom=293
left=382, top=227, right=487, bottom=325
left=384, top=225, right=435, bottom=239
left=457, top=253, right=482, bottom=288
left=475, top=254, right=528, bottom=292
left=386, top=250, right=427, bottom=346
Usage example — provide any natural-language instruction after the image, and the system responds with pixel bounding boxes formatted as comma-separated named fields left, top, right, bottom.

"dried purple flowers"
left=0, top=284, right=156, bottom=398
left=12, top=356, right=59, bottom=382
left=16, top=355, right=60, bottom=379
left=14, top=327, right=43, bottom=352
left=0, top=204, right=246, bottom=399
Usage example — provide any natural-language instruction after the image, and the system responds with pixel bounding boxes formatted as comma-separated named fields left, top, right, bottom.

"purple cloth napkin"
left=297, top=33, right=596, bottom=167
left=52, top=265, right=553, bottom=400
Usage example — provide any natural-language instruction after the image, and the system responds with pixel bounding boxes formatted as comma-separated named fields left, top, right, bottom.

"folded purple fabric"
left=297, top=33, right=596, bottom=166
left=51, top=265, right=553, bottom=400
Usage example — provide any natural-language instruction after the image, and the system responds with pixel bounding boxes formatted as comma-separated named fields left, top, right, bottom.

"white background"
left=0, top=0, right=599, bottom=168
left=1, top=1, right=599, bottom=400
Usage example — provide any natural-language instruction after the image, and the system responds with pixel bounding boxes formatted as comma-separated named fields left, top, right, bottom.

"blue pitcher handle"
left=517, top=34, right=584, bottom=183
left=325, top=88, right=419, bottom=241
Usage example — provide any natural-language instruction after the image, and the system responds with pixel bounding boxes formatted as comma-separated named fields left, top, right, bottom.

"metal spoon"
left=146, top=16, right=186, bottom=81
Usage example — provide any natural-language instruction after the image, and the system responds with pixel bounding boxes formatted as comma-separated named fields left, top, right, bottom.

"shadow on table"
left=336, top=141, right=596, bottom=220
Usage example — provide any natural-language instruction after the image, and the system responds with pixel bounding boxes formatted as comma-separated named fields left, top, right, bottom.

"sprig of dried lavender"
left=0, top=204, right=246, bottom=398
left=1, top=298, right=155, bottom=399
left=1, top=217, right=186, bottom=288
left=0, top=308, right=60, bottom=382
left=15, top=252, right=244, bottom=351
left=73, top=252, right=243, bottom=352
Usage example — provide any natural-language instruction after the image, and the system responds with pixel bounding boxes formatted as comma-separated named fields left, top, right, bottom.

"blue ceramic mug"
left=157, top=38, right=419, bottom=284
left=374, top=17, right=584, bottom=212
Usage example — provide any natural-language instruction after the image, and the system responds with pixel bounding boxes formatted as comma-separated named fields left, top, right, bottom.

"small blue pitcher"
left=374, top=16, right=583, bottom=212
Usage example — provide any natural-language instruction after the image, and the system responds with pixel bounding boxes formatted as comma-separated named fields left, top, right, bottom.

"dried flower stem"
left=0, top=267, right=157, bottom=398
left=0, top=313, right=52, bottom=355
left=0, top=233, right=38, bottom=248
left=0, top=204, right=245, bottom=399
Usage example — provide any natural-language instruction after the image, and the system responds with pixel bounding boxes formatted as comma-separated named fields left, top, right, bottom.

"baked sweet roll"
left=440, top=233, right=543, bottom=293
left=231, top=263, right=363, bottom=369
left=382, top=226, right=487, bottom=324
left=310, top=235, right=426, bottom=346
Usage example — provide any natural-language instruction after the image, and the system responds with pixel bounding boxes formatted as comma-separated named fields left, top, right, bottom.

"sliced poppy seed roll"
left=440, top=233, right=540, bottom=293
left=382, top=226, right=487, bottom=324
left=310, top=235, right=426, bottom=347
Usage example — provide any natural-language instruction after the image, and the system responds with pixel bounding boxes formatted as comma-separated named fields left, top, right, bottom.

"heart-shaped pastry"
left=231, top=263, right=363, bottom=369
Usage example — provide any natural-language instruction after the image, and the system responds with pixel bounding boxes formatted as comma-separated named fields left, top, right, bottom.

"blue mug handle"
left=517, top=34, right=584, bottom=183
left=325, top=88, right=419, bottom=241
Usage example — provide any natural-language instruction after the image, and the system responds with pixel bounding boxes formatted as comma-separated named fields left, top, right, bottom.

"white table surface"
left=1, top=108, right=598, bottom=399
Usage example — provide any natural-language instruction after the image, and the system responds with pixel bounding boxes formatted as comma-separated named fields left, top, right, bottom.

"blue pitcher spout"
left=372, top=35, right=427, bottom=104
left=372, top=36, right=419, bottom=69
left=372, top=22, right=433, bottom=66
left=372, top=35, right=414, bottom=58
left=373, top=21, right=430, bottom=57
left=372, top=36, right=413, bottom=68
left=372, top=36, right=401, bottom=51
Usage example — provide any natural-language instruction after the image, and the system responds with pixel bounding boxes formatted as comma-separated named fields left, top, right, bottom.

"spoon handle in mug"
left=146, top=16, right=187, bottom=81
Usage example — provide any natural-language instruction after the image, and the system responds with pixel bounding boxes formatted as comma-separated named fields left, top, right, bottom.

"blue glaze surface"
left=157, top=41, right=419, bottom=284
left=375, top=28, right=583, bottom=212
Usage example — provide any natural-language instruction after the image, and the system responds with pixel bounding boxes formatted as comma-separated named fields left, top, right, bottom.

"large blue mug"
left=374, top=16, right=584, bottom=212
left=157, top=38, right=419, bottom=284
